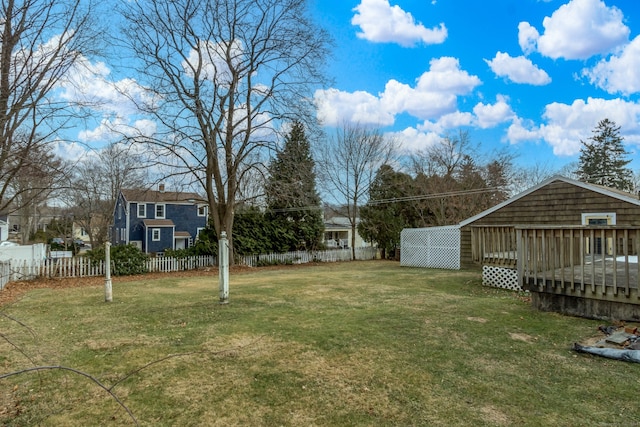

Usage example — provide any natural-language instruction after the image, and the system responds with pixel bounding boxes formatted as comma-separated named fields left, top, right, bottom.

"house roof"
left=174, top=231, right=191, bottom=238
left=142, top=219, right=175, bottom=227
left=121, top=188, right=205, bottom=204
left=459, top=175, right=640, bottom=227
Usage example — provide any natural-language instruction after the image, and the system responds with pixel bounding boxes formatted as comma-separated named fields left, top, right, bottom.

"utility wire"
left=246, top=186, right=505, bottom=214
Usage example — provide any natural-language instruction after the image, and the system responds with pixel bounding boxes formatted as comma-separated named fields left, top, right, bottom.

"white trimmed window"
left=138, top=203, right=146, bottom=218
left=155, top=204, right=165, bottom=219
left=197, top=205, right=207, bottom=217
left=196, top=227, right=205, bottom=240
left=152, top=228, right=161, bottom=241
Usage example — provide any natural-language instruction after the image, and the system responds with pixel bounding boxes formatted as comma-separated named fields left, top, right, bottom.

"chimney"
left=158, top=183, right=165, bottom=193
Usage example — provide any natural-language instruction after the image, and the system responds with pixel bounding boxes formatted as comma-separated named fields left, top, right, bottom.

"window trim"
left=155, top=204, right=166, bottom=219
left=197, top=205, right=207, bottom=217
left=152, top=228, right=161, bottom=241
left=196, top=227, right=205, bottom=240
left=137, top=203, right=146, bottom=218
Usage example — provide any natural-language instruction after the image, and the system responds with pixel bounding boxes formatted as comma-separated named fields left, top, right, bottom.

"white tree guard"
left=400, top=226, right=460, bottom=270
left=482, top=265, right=521, bottom=291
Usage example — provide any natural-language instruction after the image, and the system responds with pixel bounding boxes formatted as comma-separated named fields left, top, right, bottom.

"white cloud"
left=57, top=57, right=152, bottom=117
left=314, top=57, right=481, bottom=126
left=584, top=35, right=640, bottom=95
left=182, top=39, right=244, bottom=85
left=506, top=118, right=541, bottom=145
left=485, top=52, right=551, bottom=85
left=52, top=141, right=91, bottom=163
left=521, top=0, right=629, bottom=60
left=505, top=97, right=640, bottom=156
left=78, top=117, right=158, bottom=143
left=351, top=0, right=447, bottom=47
left=517, top=22, right=539, bottom=55
left=388, top=127, right=441, bottom=153
left=473, top=95, right=516, bottom=129
left=417, top=112, right=474, bottom=134
left=314, top=88, right=395, bottom=127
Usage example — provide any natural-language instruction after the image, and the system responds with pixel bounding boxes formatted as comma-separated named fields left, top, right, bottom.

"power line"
left=239, top=186, right=506, bottom=214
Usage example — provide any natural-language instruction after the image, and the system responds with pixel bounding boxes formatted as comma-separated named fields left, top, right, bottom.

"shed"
left=402, top=175, right=640, bottom=320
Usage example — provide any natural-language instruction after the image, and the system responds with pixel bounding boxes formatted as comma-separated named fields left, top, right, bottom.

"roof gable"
left=459, top=175, right=640, bottom=227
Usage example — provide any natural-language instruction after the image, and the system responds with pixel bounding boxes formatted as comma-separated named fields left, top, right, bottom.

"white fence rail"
left=0, top=248, right=378, bottom=286
left=3, top=255, right=217, bottom=282
left=239, top=247, right=378, bottom=267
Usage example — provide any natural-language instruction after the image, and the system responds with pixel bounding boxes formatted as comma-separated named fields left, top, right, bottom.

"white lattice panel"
left=482, top=265, right=521, bottom=291
left=400, top=226, right=460, bottom=270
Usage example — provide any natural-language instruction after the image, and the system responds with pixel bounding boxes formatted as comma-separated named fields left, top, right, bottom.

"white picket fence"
left=0, top=247, right=378, bottom=286
left=239, top=247, right=378, bottom=267
left=3, top=255, right=217, bottom=282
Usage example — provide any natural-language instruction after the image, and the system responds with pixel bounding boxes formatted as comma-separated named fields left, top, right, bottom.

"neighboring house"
left=112, top=185, right=208, bottom=254
left=324, top=216, right=369, bottom=249
left=401, top=175, right=640, bottom=320
left=0, top=214, right=8, bottom=242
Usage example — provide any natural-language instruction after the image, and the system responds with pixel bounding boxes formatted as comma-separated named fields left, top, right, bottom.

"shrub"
left=85, top=244, right=149, bottom=276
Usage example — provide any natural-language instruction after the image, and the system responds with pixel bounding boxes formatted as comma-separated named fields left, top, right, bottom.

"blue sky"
left=54, top=0, right=640, bottom=175
left=310, top=0, right=640, bottom=171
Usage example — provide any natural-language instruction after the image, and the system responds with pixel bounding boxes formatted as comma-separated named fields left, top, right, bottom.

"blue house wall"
left=112, top=189, right=207, bottom=254
left=145, top=226, right=174, bottom=253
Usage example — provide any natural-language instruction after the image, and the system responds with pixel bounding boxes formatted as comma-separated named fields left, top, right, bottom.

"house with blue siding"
left=112, top=185, right=208, bottom=254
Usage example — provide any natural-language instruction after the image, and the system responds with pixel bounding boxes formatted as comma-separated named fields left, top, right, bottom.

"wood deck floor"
left=525, top=255, right=640, bottom=293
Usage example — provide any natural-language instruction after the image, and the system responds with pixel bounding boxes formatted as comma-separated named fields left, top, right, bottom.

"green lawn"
left=0, top=260, right=638, bottom=426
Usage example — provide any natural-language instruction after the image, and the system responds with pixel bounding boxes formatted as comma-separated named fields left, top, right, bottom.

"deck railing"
left=471, top=225, right=518, bottom=268
left=515, top=226, right=640, bottom=297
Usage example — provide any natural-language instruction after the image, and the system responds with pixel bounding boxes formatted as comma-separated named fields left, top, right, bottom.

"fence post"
left=104, top=242, right=113, bottom=302
left=219, top=231, right=229, bottom=304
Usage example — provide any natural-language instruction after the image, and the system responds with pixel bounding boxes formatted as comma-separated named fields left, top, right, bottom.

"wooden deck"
left=524, top=255, right=640, bottom=300
left=472, top=225, right=640, bottom=304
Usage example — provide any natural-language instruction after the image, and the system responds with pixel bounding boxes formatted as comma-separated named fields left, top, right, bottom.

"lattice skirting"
left=482, top=265, right=521, bottom=291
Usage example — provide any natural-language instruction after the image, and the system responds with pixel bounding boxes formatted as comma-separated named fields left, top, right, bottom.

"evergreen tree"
left=358, top=165, right=412, bottom=258
left=265, top=122, right=324, bottom=251
left=577, top=119, right=634, bottom=191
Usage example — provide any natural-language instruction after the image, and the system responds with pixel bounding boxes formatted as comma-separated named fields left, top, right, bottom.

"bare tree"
left=411, top=130, right=477, bottom=178
left=65, top=143, right=148, bottom=246
left=118, top=0, right=331, bottom=257
left=409, top=132, right=514, bottom=226
left=317, top=123, right=396, bottom=259
left=0, top=0, right=103, bottom=214
left=8, top=136, right=65, bottom=242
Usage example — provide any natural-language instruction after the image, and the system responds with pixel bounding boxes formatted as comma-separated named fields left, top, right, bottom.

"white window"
left=152, top=228, right=161, bottom=241
left=155, top=204, right=165, bottom=219
left=196, top=227, right=205, bottom=240
left=138, top=203, right=146, bottom=218
left=197, top=205, right=207, bottom=217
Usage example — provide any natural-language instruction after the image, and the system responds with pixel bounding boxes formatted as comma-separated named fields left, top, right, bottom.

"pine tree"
left=577, top=119, right=634, bottom=192
left=358, top=165, right=412, bottom=258
left=265, top=122, right=324, bottom=251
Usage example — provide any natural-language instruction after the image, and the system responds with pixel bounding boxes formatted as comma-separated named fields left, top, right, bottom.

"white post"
left=219, top=231, right=229, bottom=304
left=104, top=242, right=113, bottom=302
